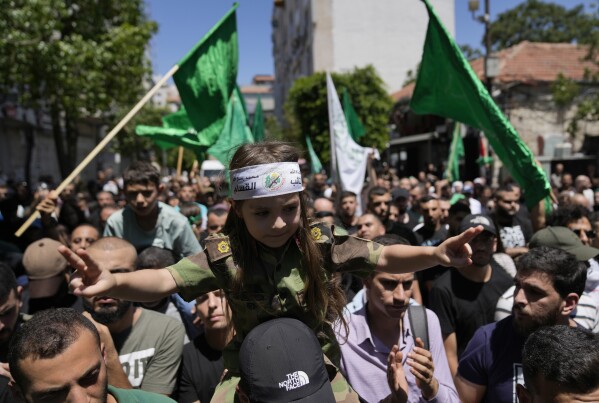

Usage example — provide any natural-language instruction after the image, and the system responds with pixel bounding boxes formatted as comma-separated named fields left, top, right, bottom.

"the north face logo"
left=278, top=371, right=310, bottom=391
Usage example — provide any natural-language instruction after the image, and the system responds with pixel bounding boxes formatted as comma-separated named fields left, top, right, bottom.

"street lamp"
left=468, top=0, right=497, bottom=92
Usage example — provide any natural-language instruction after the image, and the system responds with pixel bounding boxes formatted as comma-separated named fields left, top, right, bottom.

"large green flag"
left=135, top=125, right=207, bottom=159
left=342, top=88, right=366, bottom=142
left=162, top=106, right=194, bottom=131
left=207, top=87, right=254, bottom=167
left=305, top=135, right=323, bottom=174
left=445, top=123, right=464, bottom=182
left=411, top=0, right=550, bottom=209
left=252, top=96, right=265, bottom=142
left=173, top=3, right=238, bottom=146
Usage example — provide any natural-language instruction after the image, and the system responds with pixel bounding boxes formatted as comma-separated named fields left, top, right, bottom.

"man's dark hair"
left=548, top=205, right=591, bottom=227
left=418, top=194, right=437, bottom=204
left=522, top=325, right=599, bottom=395
left=179, top=201, right=201, bottom=219
left=0, top=262, right=17, bottom=301
left=123, top=161, right=160, bottom=188
left=517, top=247, right=586, bottom=298
left=367, top=186, right=388, bottom=200
left=136, top=246, right=177, bottom=270
left=208, top=206, right=229, bottom=217
left=494, top=184, right=516, bottom=197
left=340, top=191, right=357, bottom=200
left=8, top=308, right=100, bottom=388
left=448, top=200, right=471, bottom=216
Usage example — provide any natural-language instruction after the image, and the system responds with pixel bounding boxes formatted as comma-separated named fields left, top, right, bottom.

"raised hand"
left=434, top=226, right=483, bottom=267
left=386, top=345, right=408, bottom=403
left=58, top=245, right=116, bottom=297
left=407, top=337, right=439, bottom=400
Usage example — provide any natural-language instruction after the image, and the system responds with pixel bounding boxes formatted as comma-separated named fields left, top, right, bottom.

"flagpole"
left=15, top=64, right=180, bottom=237
left=326, top=73, right=338, bottom=184
left=176, top=146, right=184, bottom=179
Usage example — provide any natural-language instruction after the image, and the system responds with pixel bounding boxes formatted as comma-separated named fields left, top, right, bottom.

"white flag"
left=326, top=72, right=373, bottom=215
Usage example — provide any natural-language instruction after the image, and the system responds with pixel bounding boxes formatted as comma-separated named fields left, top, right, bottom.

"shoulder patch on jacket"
left=204, top=233, right=232, bottom=262
left=309, top=221, right=333, bottom=243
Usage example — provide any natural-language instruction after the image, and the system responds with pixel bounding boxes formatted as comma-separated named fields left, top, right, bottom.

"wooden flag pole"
left=176, top=146, right=184, bottom=179
left=15, top=64, right=180, bottom=237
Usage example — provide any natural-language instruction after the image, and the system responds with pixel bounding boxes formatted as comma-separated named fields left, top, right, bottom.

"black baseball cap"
left=459, top=214, right=497, bottom=235
left=239, top=318, right=335, bottom=403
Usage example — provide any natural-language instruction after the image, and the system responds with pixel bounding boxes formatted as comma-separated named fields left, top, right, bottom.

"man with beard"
left=335, top=191, right=359, bottom=234
left=367, top=186, right=392, bottom=228
left=83, top=238, right=185, bottom=396
left=455, top=247, right=585, bottom=403
left=428, top=215, right=512, bottom=377
left=490, top=185, right=533, bottom=259
left=413, top=196, right=448, bottom=247
left=8, top=308, right=174, bottom=402
left=389, top=188, right=420, bottom=231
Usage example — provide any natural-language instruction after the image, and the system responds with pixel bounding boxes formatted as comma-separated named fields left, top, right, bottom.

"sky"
left=147, top=0, right=596, bottom=86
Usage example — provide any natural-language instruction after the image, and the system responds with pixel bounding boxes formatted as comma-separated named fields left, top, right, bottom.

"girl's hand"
left=434, top=226, right=483, bottom=267
left=58, top=245, right=117, bottom=297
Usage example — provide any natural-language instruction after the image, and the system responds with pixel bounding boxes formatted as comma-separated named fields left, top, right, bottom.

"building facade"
left=271, top=0, right=455, bottom=121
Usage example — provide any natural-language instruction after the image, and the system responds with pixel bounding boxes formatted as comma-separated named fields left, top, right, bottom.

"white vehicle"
left=200, top=159, right=225, bottom=181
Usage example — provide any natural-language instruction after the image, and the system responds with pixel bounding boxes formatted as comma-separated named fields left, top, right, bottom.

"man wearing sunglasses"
left=549, top=204, right=595, bottom=246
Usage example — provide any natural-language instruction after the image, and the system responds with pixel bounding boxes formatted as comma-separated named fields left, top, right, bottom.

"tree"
left=488, top=0, right=597, bottom=51
left=284, top=66, right=393, bottom=166
left=0, top=0, right=157, bottom=178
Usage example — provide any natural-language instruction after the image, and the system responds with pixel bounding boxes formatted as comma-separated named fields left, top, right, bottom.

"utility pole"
left=469, top=0, right=496, bottom=93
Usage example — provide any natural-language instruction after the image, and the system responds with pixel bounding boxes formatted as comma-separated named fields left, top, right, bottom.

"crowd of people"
left=0, top=141, right=599, bottom=402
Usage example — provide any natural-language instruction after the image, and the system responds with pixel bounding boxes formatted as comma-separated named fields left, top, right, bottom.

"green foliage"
left=552, top=73, right=580, bottom=107
left=459, top=44, right=483, bottom=61
left=0, top=0, right=157, bottom=177
left=284, top=65, right=393, bottom=165
left=264, top=115, right=286, bottom=141
left=488, top=0, right=597, bottom=51
left=112, top=103, right=172, bottom=161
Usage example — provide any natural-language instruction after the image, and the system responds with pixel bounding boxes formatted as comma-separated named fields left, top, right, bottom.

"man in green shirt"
left=8, top=308, right=174, bottom=403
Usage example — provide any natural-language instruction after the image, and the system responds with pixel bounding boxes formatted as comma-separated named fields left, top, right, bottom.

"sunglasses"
left=571, top=228, right=596, bottom=238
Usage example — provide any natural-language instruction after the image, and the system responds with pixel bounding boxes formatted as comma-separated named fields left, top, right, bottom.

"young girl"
left=60, top=142, right=481, bottom=402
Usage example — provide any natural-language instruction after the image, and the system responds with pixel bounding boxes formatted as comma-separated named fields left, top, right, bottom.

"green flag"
left=252, top=96, right=265, bottom=142
left=135, top=125, right=207, bottom=159
left=173, top=3, right=238, bottom=146
left=342, top=88, right=366, bottom=142
left=411, top=0, right=550, bottom=209
left=445, top=123, right=464, bottom=182
left=305, top=135, right=323, bottom=174
left=207, top=86, right=254, bottom=168
left=162, top=106, right=194, bottom=131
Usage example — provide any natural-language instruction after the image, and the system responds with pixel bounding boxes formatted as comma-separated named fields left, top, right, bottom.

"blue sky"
left=147, top=0, right=595, bottom=86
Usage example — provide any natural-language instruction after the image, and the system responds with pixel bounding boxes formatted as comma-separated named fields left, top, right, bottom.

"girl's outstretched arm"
left=58, top=245, right=178, bottom=302
left=376, top=226, right=483, bottom=274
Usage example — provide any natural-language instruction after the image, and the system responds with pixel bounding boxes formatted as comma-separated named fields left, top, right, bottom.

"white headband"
left=230, top=162, right=303, bottom=200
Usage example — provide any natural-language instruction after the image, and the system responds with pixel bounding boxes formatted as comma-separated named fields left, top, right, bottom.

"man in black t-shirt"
left=412, top=195, right=448, bottom=247
left=491, top=185, right=533, bottom=259
left=177, top=289, right=234, bottom=403
left=429, top=214, right=512, bottom=377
